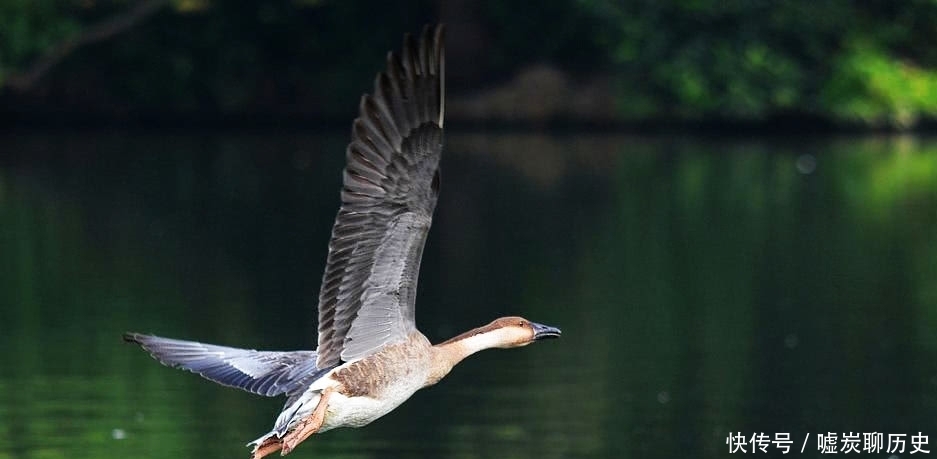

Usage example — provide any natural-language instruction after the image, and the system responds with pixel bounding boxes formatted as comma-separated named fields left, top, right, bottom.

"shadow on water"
left=1, top=131, right=936, bottom=458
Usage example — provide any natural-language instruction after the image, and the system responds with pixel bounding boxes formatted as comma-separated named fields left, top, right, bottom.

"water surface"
left=1, top=131, right=936, bottom=458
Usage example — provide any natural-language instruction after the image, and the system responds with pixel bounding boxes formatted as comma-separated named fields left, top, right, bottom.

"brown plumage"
left=331, top=333, right=434, bottom=398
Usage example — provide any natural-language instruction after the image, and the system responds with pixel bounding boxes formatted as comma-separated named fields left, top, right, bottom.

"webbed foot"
left=280, top=387, right=335, bottom=455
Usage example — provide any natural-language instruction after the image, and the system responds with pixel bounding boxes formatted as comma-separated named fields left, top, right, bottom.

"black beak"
left=531, top=322, right=562, bottom=340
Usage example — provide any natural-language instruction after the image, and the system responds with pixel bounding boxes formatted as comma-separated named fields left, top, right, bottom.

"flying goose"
left=124, top=25, right=561, bottom=458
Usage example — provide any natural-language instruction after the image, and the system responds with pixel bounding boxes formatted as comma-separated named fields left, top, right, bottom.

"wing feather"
left=123, top=333, right=326, bottom=399
left=315, top=25, right=445, bottom=368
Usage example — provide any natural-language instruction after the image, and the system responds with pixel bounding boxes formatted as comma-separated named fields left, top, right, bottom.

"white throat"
left=456, top=327, right=525, bottom=356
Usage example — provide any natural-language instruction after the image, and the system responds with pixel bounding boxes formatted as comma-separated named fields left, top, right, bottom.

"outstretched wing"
left=315, top=25, right=445, bottom=369
left=124, top=333, right=327, bottom=399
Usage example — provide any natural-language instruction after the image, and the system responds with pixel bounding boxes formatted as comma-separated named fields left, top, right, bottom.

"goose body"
left=124, top=25, right=561, bottom=458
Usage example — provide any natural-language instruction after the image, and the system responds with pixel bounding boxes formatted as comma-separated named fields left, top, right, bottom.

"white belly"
left=274, top=362, right=429, bottom=434
left=327, top=363, right=431, bottom=429
left=321, top=390, right=406, bottom=430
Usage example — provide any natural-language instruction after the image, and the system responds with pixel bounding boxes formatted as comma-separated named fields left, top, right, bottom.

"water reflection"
left=1, top=131, right=936, bottom=458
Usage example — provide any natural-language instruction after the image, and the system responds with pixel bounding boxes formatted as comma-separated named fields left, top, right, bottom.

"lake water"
left=1, top=130, right=936, bottom=458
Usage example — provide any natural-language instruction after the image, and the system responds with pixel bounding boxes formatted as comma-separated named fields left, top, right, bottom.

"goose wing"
left=124, top=333, right=327, bottom=399
left=315, top=25, right=445, bottom=369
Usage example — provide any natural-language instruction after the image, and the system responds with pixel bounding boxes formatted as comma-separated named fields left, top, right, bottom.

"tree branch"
left=4, top=0, right=172, bottom=93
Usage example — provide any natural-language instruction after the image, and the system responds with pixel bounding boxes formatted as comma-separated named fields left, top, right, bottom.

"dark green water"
left=2, top=131, right=936, bottom=459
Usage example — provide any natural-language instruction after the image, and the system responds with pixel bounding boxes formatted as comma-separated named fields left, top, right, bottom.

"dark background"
left=2, top=0, right=937, bottom=130
left=2, top=2, right=937, bottom=459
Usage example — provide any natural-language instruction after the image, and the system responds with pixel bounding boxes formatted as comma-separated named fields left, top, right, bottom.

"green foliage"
left=823, top=40, right=937, bottom=127
left=578, top=0, right=937, bottom=126
left=0, top=0, right=80, bottom=85
left=577, top=0, right=834, bottom=119
left=59, top=0, right=437, bottom=113
left=2, top=0, right=937, bottom=127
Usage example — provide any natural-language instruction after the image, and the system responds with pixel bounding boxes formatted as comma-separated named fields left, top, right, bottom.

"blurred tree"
left=1, top=0, right=80, bottom=89
left=1, top=0, right=170, bottom=92
left=2, top=0, right=936, bottom=128
left=578, top=0, right=937, bottom=126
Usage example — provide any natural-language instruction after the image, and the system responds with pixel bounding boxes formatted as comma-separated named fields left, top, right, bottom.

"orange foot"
left=281, top=387, right=334, bottom=455
left=250, top=437, right=283, bottom=459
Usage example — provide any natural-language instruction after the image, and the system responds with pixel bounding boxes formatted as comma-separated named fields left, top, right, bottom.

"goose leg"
left=250, top=438, right=283, bottom=459
left=280, top=387, right=334, bottom=455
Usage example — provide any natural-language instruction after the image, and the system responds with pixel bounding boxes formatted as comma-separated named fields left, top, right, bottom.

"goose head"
left=472, top=316, right=562, bottom=349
